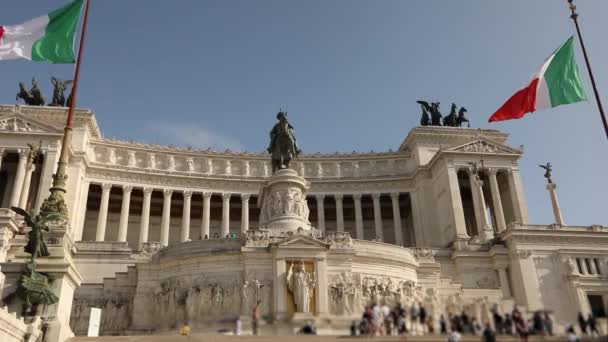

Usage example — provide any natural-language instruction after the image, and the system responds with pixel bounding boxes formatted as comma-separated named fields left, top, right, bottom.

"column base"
left=453, top=237, right=469, bottom=250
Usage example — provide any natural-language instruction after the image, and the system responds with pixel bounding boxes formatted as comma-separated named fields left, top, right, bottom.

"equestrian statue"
left=267, top=111, right=301, bottom=174
left=16, top=78, right=45, bottom=106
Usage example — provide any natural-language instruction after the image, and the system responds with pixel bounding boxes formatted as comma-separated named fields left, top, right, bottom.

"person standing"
left=252, top=301, right=261, bottom=336
left=577, top=312, right=588, bottom=335
left=587, top=313, right=599, bottom=336
left=482, top=323, right=496, bottom=342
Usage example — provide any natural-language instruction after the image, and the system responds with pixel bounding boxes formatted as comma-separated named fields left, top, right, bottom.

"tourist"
left=252, top=301, right=261, bottom=336
left=410, top=301, right=420, bottom=335
left=503, top=313, right=514, bottom=336
left=381, top=302, right=391, bottom=335
left=532, top=311, right=543, bottom=334
left=471, top=318, right=482, bottom=336
left=426, top=314, right=435, bottom=334
left=204, top=234, right=208, bottom=239
left=566, top=325, right=581, bottom=342
left=460, top=311, right=470, bottom=334
left=513, top=311, right=528, bottom=342
left=492, top=308, right=504, bottom=334
left=234, top=318, right=241, bottom=336
left=587, top=313, right=599, bottom=336
left=447, top=330, right=461, bottom=342
left=482, top=323, right=496, bottom=342
left=298, top=321, right=317, bottom=335
left=419, top=303, right=427, bottom=333
left=350, top=320, right=357, bottom=336
left=439, top=314, right=447, bottom=334
left=543, top=312, right=553, bottom=336
left=213, top=233, right=220, bottom=239
left=577, top=312, right=587, bottom=335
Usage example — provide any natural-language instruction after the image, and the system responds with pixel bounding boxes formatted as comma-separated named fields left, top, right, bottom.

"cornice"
left=0, top=104, right=100, bottom=138
left=399, top=126, right=509, bottom=151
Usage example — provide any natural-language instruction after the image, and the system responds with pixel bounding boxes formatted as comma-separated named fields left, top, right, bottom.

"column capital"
left=241, top=193, right=251, bottom=201
left=315, top=194, right=325, bottom=201
left=122, top=185, right=133, bottom=193
left=390, top=192, right=400, bottom=200
left=488, top=168, right=500, bottom=176
left=183, top=190, right=193, bottom=198
left=352, top=193, right=362, bottom=201
left=101, top=183, right=113, bottom=192
left=202, top=191, right=213, bottom=199
left=546, top=183, right=557, bottom=191
left=17, top=149, right=28, bottom=159
left=25, top=163, right=36, bottom=172
left=334, top=194, right=344, bottom=201
left=163, top=188, right=173, bottom=197
left=372, top=193, right=382, bottom=201
left=142, top=187, right=154, bottom=196
left=222, top=192, right=231, bottom=201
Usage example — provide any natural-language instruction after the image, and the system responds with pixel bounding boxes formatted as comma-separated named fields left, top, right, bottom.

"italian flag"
left=489, top=37, right=587, bottom=122
left=0, top=0, right=83, bottom=63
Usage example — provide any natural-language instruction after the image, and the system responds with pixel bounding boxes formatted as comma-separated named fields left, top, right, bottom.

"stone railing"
left=509, top=223, right=608, bottom=232
left=88, top=140, right=412, bottom=179
left=0, top=306, right=42, bottom=342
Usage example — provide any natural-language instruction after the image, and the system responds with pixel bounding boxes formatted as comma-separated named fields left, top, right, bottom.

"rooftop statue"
left=267, top=111, right=301, bottom=174
left=16, top=78, right=45, bottom=106
left=50, top=76, right=73, bottom=107
left=457, top=107, right=471, bottom=127
left=416, top=100, right=443, bottom=126
left=442, top=103, right=471, bottom=127
left=539, top=162, right=553, bottom=184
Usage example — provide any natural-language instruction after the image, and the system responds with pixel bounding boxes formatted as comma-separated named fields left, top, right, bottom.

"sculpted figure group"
left=417, top=100, right=470, bottom=127
left=16, top=77, right=73, bottom=107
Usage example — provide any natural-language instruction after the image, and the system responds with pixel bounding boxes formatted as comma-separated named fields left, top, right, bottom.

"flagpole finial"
left=567, top=0, right=578, bottom=19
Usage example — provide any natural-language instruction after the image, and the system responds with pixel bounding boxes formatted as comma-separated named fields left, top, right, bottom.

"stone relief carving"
left=325, top=232, right=353, bottom=248
left=70, top=295, right=133, bottom=335
left=147, top=153, right=156, bottom=169
left=316, top=162, right=323, bottom=178
left=412, top=247, right=434, bottom=259
left=461, top=141, right=501, bottom=153
left=108, top=148, right=117, bottom=165
left=224, top=160, right=231, bottom=175
left=241, top=277, right=270, bottom=315
left=243, top=161, right=250, bottom=177
left=127, top=151, right=136, bottom=168
left=206, top=158, right=213, bottom=175
left=335, top=163, right=341, bottom=178
left=187, top=157, right=194, bottom=173
left=140, top=241, right=164, bottom=256
left=167, top=155, right=176, bottom=171
left=260, top=189, right=310, bottom=223
left=564, top=256, right=579, bottom=276
left=245, top=230, right=269, bottom=247
left=0, top=117, right=46, bottom=132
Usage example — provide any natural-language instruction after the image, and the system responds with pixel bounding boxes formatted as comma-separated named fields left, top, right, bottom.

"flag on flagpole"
left=0, top=0, right=84, bottom=63
left=489, top=36, right=587, bottom=123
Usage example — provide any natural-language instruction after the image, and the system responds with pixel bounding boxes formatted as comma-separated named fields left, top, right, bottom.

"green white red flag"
left=0, top=0, right=83, bottom=63
left=489, top=36, right=587, bottom=122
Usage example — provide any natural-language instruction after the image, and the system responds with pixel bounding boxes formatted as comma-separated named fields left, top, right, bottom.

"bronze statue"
left=416, top=100, right=431, bottom=126
left=430, top=102, right=443, bottom=126
left=443, top=103, right=458, bottom=127
left=267, top=111, right=301, bottom=174
left=50, top=77, right=73, bottom=107
left=2, top=207, right=62, bottom=314
left=16, top=79, right=45, bottom=106
left=539, top=162, right=553, bottom=183
left=456, top=107, right=470, bottom=127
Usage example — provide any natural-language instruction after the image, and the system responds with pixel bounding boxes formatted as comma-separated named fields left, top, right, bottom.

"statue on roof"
left=539, top=162, right=553, bottom=184
left=416, top=100, right=443, bottom=126
left=267, top=111, right=301, bottom=174
left=16, top=78, right=45, bottom=106
left=50, top=76, right=74, bottom=107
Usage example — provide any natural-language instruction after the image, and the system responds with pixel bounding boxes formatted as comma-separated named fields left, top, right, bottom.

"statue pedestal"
left=0, top=222, right=82, bottom=342
left=258, top=168, right=312, bottom=232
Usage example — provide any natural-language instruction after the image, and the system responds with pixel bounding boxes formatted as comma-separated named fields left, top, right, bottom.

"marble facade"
left=0, top=105, right=606, bottom=337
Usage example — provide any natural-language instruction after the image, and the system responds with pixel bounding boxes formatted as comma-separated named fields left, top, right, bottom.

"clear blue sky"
left=1, top=0, right=606, bottom=226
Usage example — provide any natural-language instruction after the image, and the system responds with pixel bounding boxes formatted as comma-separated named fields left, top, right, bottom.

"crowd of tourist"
left=350, top=302, right=601, bottom=340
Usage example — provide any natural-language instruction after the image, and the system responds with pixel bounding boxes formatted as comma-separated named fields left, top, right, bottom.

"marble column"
left=241, top=193, right=250, bottom=234
left=139, top=187, right=153, bottom=246
left=510, top=250, right=542, bottom=310
left=221, top=193, right=231, bottom=237
left=314, top=257, right=329, bottom=316
left=507, top=169, right=529, bottom=224
left=335, top=194, right=344, bottom=232
left=9, top=150, right=28, bottom=207
left=0, top=148, right=4, bottom=171
left=497, top=268, right=512, bottom=298
left=74, top=180, right=90, bottom=241
left=488, top=169, right=507, bottom=232
left=316, top=194, right=326, bottom=233
left=34, top=147, right=58, bottom=212
left=390, top=192, right=404, bottom=246
left=117, top=185, right=133, bottom=242
left=409, top=190, right=425, bottom=246
left=181, top=191, right=192, bottom=242
left=467, top=168, right=483, bottom=234
left=201, top=192, right=212, bottom=239
left=160, top=189, right=173, bottom=246
left=95, top=183, right=112, bottom=242
left=372, top=193, right=384, bottom=241
left=18, top=162, right=36, bottom=209
left=546, top=183, right=565, bottom=225
left=472, top=173, right=494, bottom=241
left=353, top=194, right=364, bottom=239
left=273, top=258, right=288, bottom=320
left=447, top=167, right=468, bottom=247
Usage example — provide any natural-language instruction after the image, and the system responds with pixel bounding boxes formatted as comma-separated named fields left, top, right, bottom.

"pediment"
left=448, top=138, right=521, bottom=155
left=0, top=113, right=62, bottom=134
left=277, top=234, right=330, bottom=249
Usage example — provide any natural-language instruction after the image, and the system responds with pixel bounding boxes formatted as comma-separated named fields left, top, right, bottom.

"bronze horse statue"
left=267, top=111, right=301, bottom=174
left=16, top=79, right=45, bottom=106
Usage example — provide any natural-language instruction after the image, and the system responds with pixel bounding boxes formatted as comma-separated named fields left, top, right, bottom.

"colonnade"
left=80, top=183, right=413, bottom=249
left=0, top=148, right=53, bottom=211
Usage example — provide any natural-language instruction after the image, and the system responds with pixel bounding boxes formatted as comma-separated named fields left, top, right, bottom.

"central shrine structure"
left=0, top=105, right=606, bottom=338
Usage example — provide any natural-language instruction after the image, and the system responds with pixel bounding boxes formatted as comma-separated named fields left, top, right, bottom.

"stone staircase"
left=67, top=334, right=590, bottom=342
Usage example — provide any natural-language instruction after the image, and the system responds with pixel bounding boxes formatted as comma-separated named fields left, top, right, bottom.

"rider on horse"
left=267, top=111, right=301, bottom=174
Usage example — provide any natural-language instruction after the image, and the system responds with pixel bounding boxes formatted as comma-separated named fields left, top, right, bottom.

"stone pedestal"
left=258, top=168, right=312, bottom=232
